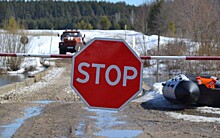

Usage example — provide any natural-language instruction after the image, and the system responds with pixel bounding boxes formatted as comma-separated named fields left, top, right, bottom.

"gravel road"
left=0, top=59, right=219, bottom=138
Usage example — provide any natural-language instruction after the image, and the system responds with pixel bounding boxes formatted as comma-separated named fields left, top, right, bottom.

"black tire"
left=59, top=48, right=66, bottom=54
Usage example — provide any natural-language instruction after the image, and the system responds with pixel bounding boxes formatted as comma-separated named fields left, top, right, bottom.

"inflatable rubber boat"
left=162, top=74, right=220, bottom=107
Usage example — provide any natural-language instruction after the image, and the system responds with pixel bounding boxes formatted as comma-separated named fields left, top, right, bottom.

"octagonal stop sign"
left=71, top=38, right=143, bottom=110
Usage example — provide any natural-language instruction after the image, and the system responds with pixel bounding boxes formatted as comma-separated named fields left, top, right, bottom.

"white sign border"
left=70, top=37, right=143, bottom=111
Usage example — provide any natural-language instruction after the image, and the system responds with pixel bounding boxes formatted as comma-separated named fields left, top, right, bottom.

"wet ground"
left=0, top=59, right=220, bottom=138
left=0, top=73, right=27, bottom=87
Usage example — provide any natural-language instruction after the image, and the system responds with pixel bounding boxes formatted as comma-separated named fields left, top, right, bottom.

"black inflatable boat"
left=162, top=74, right=220, bottom=107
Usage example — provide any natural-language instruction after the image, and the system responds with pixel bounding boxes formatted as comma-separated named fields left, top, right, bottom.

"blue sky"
left=102, top=0, right=144, bottom=6
left=74, top=0, right=152, bottom=6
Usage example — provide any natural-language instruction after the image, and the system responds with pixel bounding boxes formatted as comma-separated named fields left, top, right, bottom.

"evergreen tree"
left=71, top=3, right=81, bottom=18
left=100, top=16, right=111, bottom=30
left=168, top=21, right=176, bottom=36
left=87, top=23, right=93, bottom=30
left=118, top=18, right=129, bottom=30
left=112, top=21, right=120, bottom=30
left=91, top=2, right=105, bottom=16
left=4, top=16, right=19, bottom=33
left=0, top=1, right=136, bottom=30
left=76, top=20, right=87, bottom=29
left=76, top=20, right=93, bottom=30
left=147, top=0, right=163, bottom=35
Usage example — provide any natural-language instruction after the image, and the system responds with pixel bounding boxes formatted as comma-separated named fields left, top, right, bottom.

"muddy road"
left=0, top=59, right=220, bottom=138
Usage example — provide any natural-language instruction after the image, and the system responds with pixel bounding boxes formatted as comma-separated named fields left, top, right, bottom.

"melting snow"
left=197, top=107, right=220, bottom=115
left=2, top=29, right=220, bottom=124
left=141, top=82, right=220, bottom=123
left=167, top=112, right=220, bottom=123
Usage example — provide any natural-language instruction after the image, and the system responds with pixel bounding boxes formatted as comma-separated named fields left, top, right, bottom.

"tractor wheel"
left=59, top=48, right=66, bottom=54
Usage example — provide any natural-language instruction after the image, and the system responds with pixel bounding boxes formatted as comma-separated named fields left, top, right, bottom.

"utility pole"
left=156, top=29, right=160, bottom=82
left=49, top=28, right=53, bottom=66
left=125, top=25, right=127, bottom=40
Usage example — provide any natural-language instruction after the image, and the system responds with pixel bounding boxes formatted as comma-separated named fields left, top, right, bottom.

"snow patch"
left=7, top=68, right=25, bottom=74
left=197, top=107, right=220, bottom=115
left=167, top=112, right=220, bottom=123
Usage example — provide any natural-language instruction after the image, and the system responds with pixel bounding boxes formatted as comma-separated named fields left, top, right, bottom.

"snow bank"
left=26, top=29, right=174, bottom=55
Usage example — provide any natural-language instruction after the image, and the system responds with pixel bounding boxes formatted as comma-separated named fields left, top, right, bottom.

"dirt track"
left=0, top=59, right=220, bottom=138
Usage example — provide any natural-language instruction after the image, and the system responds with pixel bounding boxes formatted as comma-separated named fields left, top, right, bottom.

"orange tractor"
left=59, top=30, right=85, bottom=54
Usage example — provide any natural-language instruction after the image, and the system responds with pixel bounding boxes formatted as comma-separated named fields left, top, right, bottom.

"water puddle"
left=88, top=109, right=125, bottom=128
left=33, top=100, right=54, bottom=104
left=95, top=129, right=143, bottom=137
left=75, top=120, right=86, bottom=136
left=0, top=100, right=53, bottom=138
left=0, top=107, right=42, bottom=138
left=0, top=73, right=27, bottom=87
left=75, top=108, right=143, bottom=137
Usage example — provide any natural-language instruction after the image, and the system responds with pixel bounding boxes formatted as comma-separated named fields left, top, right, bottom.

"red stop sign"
left=71, top=38, right=143, bottom=110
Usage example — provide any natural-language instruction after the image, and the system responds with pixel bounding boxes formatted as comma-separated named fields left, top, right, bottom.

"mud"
left=0, top=59, right=219, bottom=138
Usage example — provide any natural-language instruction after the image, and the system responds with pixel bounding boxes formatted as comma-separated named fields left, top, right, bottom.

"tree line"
left=0, top=0, right=137, bottom=30
left=1, top=0, right=220, bottom=43
left=0, top=0, right=184, bottom=36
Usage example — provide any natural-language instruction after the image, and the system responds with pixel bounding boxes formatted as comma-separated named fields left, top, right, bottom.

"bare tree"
left=169, top=0, right=219, bottom=43
left=157, top=0, right=220, bottom=75
left=1, top=16, right=26, bottom=71
left=134, top=2, right=150, bottom=34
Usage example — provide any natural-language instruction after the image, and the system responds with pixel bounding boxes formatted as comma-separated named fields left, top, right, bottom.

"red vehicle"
left=59, top=30, right=85, bottom=54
